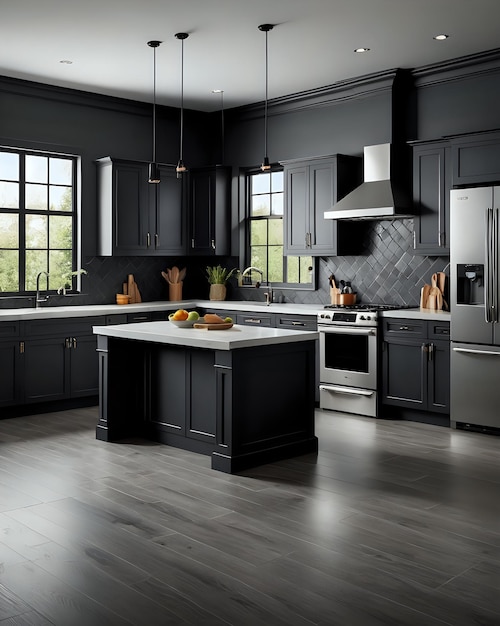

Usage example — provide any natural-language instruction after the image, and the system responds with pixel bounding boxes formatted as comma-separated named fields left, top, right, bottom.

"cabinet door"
left=187, top=350, right=217, bottom=443
left=113, top=160, right=151, bottom=255
left=427, top=339, right=450, bottom=413
left=154, top=165, right=185, bottom=255
left=308, top=160, right=336, bottom=254
left=149, top=347, right=186, bottom=435
left=285, top=165, right=309, bottom=254
left=189, top=166, right=230, bottom=256
left=69, top=334, right=100, bottom=397
left=24, top=337, right=67, bottom=403
left=0, top=341, right=22, bottom=406
left=412, top=144, right=450, bottom=255
left=382, top=338, right=426, bottom=409
left=451, top=131, right=500, bottom=186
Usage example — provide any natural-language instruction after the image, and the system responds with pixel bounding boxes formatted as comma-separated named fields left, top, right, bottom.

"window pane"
left=0, top=181, right=19, bottom=208
left=250, top=219, right=267, bottom=246
left=268, top=218, right=283, bottom=245
left=287, top=256, right=299, bottom=283
left=25, top=214, right=48, bottom=249
left=251, top=172, right=270, bottom=195
left=250, top=246, right=267, bottom=272
left=49, top=249, right=72, bottom=289
left=271, top=171, right=283, bottom=192
left=268, top=245, right=283, bottom=283
left=0, top=152, right=19, bottom=181
left=26, top=183, right=48, bottom=210
left=25, top=250, right=48, bottom=291
left=50, top=186, right=72, bottom=211
left=49, top=215, right=72, bottom=248
left=0, top=213, right=19, bottom=248
left=26, top=155, right=48, bottom=183
left=299, top=257, right=313, bottom=283
left=49, top=158, right=72, bottom=185
left=251, top=193, right=270, bottom=216
left=0, top=250, right=19, bottom=291
left=271, top=191, right=283, bottom=216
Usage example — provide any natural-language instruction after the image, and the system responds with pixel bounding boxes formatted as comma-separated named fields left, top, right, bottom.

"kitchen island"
left=93, top=321, right=318, bottom=473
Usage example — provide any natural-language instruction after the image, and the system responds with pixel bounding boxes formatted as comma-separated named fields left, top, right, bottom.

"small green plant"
left=57, top=269, right=88, bottom=295
left=205, top=265, right=237, bottom=285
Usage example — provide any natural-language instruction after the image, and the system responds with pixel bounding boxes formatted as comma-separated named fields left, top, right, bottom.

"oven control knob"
left=367, top=315, right=371, bottom=321
left=360, top=315, right=365, bottom=320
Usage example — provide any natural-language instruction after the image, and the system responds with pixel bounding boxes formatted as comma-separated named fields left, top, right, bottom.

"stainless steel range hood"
left=324, top=143, right=414, bottom=220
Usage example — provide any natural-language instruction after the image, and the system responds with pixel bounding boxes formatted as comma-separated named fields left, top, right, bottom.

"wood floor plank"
left=1, top=406, right=500, bottom=624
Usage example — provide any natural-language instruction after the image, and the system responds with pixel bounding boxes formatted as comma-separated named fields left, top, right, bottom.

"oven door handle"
left=319, top=326, right=376, bottom=336
left=319, top=385, right=374, bottom=397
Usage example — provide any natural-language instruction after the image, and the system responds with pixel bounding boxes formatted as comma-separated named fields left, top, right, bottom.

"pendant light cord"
left=179, top=36, right=184, bottom=163
left=152, top=45, right=157, bottom=163
left=264, top=28, right=269, bottom=161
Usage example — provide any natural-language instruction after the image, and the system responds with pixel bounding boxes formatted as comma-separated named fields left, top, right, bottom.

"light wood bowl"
left=116, top=294, right=131, bottom=305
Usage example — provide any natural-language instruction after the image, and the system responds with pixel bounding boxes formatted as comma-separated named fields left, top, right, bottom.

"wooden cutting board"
left=193, top=323, right=233, bottom=330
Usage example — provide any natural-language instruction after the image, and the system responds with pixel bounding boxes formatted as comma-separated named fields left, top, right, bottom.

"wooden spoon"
left=178, top=267, right=187, bottom=282
left=171, top=266, right=179, bottom=284
left=161, top=271, right=172, bottom=284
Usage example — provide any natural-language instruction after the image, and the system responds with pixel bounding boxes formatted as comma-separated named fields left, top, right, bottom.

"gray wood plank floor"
left=0, top=407, right=499, bottom=625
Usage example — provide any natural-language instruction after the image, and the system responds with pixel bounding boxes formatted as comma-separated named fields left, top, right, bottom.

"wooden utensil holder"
left=169, top=282, right=183, bottom=301
left=330, top=289, right=356, bottom=306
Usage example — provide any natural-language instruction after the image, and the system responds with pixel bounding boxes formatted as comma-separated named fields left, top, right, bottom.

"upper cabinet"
left=281, top=154, right=362, bottom=256
left=96, top=157, right=186, bottom=256
left=450, top=130, right=500, bottom=186
left=188, top=165, right=231, bottom=256
left=411, top=140, right=451, bottom=256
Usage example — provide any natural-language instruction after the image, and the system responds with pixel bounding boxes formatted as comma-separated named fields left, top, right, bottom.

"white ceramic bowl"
left=168, top=316, right=196, bottom=328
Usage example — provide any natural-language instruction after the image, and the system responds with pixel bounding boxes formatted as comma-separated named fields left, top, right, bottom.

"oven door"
left=319, top=325, right=377, bottom=389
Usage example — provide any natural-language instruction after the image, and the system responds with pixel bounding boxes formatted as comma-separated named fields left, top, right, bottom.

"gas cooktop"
left=323, top=303, right=406, bottom=311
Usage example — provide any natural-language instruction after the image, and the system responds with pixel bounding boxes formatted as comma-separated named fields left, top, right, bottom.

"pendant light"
left=212, top=89, right=224, bottom=165
left=147, top=40, right=162, bottom=183
left=175, top=32, right=189, bottom=178
left=258, top=24, right=274, bottom=171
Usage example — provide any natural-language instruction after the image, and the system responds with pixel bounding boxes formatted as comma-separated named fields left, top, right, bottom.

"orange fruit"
left=172, top=309, right=189, bottom=321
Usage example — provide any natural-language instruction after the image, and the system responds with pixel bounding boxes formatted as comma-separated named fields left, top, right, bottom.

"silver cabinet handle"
left=319, top=385, right=374, bottom=397
left=211, top=239, right=216, bottom=250
left=146, top=232, right=151, bottom=247
left=155, top=233, right=159, bottom=248
left=453, top=347, right=500, bottom=356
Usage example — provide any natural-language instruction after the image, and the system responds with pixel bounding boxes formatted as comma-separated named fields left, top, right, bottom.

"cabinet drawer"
left=126, top=312, right=152, bottom=323
left=0, top=321, right=20, bottom=338
left=275, top=314, right=317, bottom=331
left=382, top=318, right=425, bottom=338
left=428, top=321, right=450, bottom=340
left=236, top=312, right=273, bottom=327
left=105, top=314, right=128, bottom=325
left=25, top=316, right=105, bottom=337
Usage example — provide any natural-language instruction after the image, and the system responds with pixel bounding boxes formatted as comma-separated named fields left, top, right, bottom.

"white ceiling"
left=1, top=0, right=499, bottom=112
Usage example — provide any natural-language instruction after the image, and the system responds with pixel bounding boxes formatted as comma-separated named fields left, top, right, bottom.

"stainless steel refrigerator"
left=450, top=186, right=500, bottom=433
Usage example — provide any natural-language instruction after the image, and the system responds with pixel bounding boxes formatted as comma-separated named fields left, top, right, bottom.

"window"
left=246, top=169, right=313, bottom=287
left=0, top=148, right=77, bottom=294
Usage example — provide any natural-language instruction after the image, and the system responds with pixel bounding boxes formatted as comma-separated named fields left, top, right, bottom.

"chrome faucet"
left=35, top=271, right=50, bottom=308
left=240, top=266, right=273, bottom=305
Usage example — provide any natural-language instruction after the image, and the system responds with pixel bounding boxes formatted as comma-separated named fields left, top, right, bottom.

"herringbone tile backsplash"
left=0, top=219, right=448, bottom=309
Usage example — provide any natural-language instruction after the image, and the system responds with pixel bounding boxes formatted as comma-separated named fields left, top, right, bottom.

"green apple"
left=224, top=317, right=233, bottom=323
left=187, top=310, right=200, bottom=321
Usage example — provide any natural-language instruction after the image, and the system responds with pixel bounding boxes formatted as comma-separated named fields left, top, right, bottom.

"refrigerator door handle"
left=485, top=208, right=495, bottom=323
left=453, top=347, right=500, bottom=356
left=494, top=208, right=499, bottom=323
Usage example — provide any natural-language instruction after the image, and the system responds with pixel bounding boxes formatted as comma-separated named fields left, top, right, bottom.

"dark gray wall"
left=1, top=49, right=500, bottom=309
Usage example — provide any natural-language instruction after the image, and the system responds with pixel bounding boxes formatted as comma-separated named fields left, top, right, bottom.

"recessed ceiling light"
left=433, top=34, right=449, bottom=41
left=354, top=47, right=370, bottom=53
left=212, top=89, right=223, bottom=94
left=59, top=59, right=73, bottom=64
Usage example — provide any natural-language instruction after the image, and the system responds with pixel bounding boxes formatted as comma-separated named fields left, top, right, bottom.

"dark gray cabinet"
left=411, top=140, right=451, bottom=255
left=23, top=317, right=105, bottom=404
left=188, top=166, right=231, bottom=255
left=96, top=157, right=185, bottom=256
left=0, top=322, right=22, bottom=407
left=381, top=318, right=450, bottom=414
left=450, top=130, right=500, bottom=186
left=281, top=154, right=362, bottom=256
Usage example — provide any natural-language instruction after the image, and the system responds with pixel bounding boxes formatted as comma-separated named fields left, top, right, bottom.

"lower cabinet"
left=149, top=346, right=217, bottom=444
left=23, top=317, right=106, bottom=403
left=381, top=318, right=450, bottom=415
left=0, top=338, right=22, bottom=407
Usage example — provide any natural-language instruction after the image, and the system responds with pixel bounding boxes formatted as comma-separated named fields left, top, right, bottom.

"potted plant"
left=205, top=265, right=237, bottom=301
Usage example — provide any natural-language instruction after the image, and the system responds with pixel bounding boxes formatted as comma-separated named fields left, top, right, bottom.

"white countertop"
left=0, top=300, right=451, bottom=322
left=0, top=299, right=322, bottom=321
left=94, top=320, right=319, bottom=351
left=380, top=308, right=451, bottom=321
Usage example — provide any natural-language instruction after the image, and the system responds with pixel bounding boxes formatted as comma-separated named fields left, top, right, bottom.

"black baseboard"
left=0, top=396, right=98, bottom=420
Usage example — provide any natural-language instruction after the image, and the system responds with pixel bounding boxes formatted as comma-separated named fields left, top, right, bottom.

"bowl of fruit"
left=168, top=309, right=200, bottom=328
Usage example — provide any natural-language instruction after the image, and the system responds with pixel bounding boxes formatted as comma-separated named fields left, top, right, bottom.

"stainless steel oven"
left=317, top=305, right=403, bottom=418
